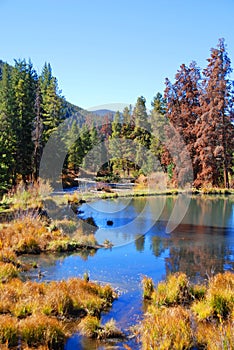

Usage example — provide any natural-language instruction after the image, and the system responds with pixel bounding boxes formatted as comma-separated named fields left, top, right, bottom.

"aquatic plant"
left=79, top=315, right=100, bottom=338
left=142, top=276, right=154, bottom=300
left=79, top=316, right=123, bottom=339
left=196, top=321, right=234, bottom=350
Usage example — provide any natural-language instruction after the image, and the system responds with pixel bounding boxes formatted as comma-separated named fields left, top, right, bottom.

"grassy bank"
left=0, top=182, right=124, bottom=348
left=0, top=277, right=117, bottom=349
left=141, top=271, right=234, bottom=350
left=65, top=186, right=234, bottom=202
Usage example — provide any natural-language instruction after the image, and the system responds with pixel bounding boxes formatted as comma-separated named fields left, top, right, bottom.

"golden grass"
left=141, top=271, right=234, bottom=350
left=142, top=276, right=154, bottom=300
left=196, top=321, right=234, bottom=350
left=141, top=306, right=192, bottom=350
left=0, top=262, right=19, bottom=282
left=79, top=316, right=123, bottom=340
left=192, top=271, right=234, bottom=321
left=0, top=211, right=99, bottom=260
left=151, top=272, right=192, bottom=307
left=0, top=277, right=116, bottom=348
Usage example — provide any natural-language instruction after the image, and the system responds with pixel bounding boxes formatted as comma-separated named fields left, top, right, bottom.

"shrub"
left=141, top=272, right=234, bottom=350
left=206, top=271, right=234, bottom=319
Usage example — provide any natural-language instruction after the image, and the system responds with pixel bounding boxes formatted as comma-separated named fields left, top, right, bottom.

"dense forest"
left=0, top=38, right=234, bottom=195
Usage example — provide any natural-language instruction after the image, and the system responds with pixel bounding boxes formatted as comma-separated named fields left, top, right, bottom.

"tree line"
left=0, top=38, right=234, bottom=195
left=97, top=38, right=234, bottom=188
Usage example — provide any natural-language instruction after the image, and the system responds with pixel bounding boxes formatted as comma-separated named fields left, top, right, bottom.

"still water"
left=25, top=195, right=234, bottom=349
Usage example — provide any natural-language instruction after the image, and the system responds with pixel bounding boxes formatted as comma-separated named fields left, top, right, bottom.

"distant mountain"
left=62, top=100, right=93, bottom=126
left=90, top=109, right=116, bottom=117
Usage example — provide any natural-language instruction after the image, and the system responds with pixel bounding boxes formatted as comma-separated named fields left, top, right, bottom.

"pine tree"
left=32, top=82, right=43, bottom=180
left=39, top=63, right=63, bottom=146
left=194, top=39, right=234, bottom=188
left=84, top=124, right=102, bottom=173
left=0, top=63, right=15, bottom=192
left=11, top=59, right=37, bottom=183
left=150, top=92, right=167, bottom=167
left=109, top=111, right=123, bottom=173
left=131, top=97, right=151, bottom=173
left=66, top=120, right=82, bottom=172
left=164, top=62, right=201, bottom=186
left=122, top=106, right=131, bottom=125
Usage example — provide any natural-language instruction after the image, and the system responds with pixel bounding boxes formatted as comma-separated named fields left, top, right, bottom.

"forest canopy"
left=0, top=38, right=233, bottom=195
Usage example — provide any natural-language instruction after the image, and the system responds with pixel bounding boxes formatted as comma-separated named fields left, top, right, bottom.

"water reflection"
left=24, top=195, right=234, bottom=350
left=150, top=224, right=234, bottom=281
left=78, top=195, right=234, bottom=247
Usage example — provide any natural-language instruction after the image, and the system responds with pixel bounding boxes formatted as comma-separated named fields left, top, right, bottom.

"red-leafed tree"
left=163, top=62, right=201, bottom=186
left=194, top=38, right=234, bottom=188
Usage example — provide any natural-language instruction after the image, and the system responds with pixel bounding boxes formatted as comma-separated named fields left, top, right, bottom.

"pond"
left=24, top=195, right=234, bottom=349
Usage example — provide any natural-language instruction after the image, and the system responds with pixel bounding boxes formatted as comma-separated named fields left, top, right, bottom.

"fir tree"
left=194, top=39, right=234, bottom=187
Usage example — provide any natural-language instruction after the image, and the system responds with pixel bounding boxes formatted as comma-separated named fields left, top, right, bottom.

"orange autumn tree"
left=194, top=38, right=234, bottom=188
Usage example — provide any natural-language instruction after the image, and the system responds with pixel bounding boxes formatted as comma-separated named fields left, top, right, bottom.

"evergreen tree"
left=133, top=96, right=150, bottom=134
left=83, top=124, right=103, bottom=173
left=109, top=111, right=123, bottom=173
left=32, top=82, right=43, bottom=180
left=80, top=124, right=92, bottom=169
left=132, top=97, right=151, bottom=174
left=122, top=106, right=131, bottom=125
left=150, top=92, right=167, bottom=167
left=65, top=120, right=82, bottom=172
left=164, top=62, right=201, bottom=185
left=0, top=63, right=15, bottom=192
left=194, top=39, right=234, bottom=187
left=11, top=59, right=37, bottom=183
left=39, top=63, right=63, bottom=145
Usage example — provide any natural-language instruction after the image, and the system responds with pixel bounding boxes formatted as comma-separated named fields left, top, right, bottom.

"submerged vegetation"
left=141, top=272, right=234, bottom=350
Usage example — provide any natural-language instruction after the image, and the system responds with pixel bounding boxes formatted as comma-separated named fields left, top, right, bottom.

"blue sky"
left=1, top=0, right=234, bottom=110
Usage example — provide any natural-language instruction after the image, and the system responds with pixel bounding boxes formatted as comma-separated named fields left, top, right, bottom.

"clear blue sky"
left=1, top=0, right=234, bottom=110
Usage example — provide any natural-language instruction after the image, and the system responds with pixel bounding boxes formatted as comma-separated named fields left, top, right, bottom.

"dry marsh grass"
left=141, top=271, right=234, bottom=350
left=0, top=277, right=116, bottom=348
left=0, top=211, right=99, bottom=260
left=141, top=306, right=193, bottom=350
left=79, top=316, right=123, bottom=340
